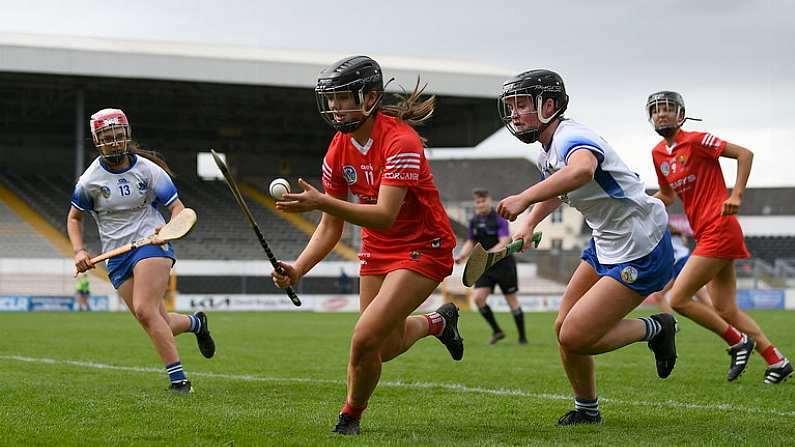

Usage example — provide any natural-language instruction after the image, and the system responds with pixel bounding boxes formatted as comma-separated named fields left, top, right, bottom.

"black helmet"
left=498, top=69, right=569, bottom=144
left=315, top=56, right=384, bottom=133
left=646, top=90, right=686, bottom=138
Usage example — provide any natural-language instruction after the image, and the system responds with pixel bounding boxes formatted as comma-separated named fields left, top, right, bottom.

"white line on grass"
left=2, top=354, right=793, bottom=418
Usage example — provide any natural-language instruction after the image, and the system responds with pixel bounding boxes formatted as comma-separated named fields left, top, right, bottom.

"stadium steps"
left=0, top=181, right=73, bottom=258
left=240, top=181, right=359, bottom=262
left=0, top=174, right=108, bottom=277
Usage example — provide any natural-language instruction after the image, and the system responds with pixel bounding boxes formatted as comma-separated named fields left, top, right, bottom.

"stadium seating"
left=0, top=200, right=64, bottom=258
left=745, top=236, right=795, bottom=264
left=0, top=173, right=345, bottom=261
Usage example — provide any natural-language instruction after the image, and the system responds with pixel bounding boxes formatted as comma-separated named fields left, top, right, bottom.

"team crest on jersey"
left=431, top=238, right=441, bottom=249
left=99, top=186, right=111, bottom=199
left=137, top=180, right=148, bottom=192
left=678, top=154, right=687, bottom=166
left=410, top=250, right=421, bottom=260
left=620, top=266, right=638, bottom=284
left=342, top=165, right=357, bottom=185
left=660, top=161, right=670, bottom=177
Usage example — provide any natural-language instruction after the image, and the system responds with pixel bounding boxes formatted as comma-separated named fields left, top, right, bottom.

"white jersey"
left=537, top=120, right=667, bottom=263
left=71, top=155, right=179, bottom=255
left=671, top=235, right=690, bottom=262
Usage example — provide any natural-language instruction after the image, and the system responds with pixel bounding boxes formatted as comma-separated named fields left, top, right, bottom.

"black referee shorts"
left=474, top=256, right=518, bottom=294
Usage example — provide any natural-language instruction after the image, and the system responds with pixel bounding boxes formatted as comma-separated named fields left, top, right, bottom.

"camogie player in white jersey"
left=495, top=70, right=677, bottom=426
left=68, top=108, right=215, bottom=393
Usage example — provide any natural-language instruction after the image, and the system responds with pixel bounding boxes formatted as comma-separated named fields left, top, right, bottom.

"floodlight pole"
left=75, top=89, right=85, bottom=181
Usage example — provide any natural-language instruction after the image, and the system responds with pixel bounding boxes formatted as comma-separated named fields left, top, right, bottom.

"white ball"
left=269, top=178, right=291, bottom=201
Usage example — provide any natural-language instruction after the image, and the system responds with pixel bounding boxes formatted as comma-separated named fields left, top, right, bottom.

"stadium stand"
left=0, top=199, right=62, bottom=258
left=0, top=172, right=347, bottom=261
left=745, top=236, right=795, bottom=264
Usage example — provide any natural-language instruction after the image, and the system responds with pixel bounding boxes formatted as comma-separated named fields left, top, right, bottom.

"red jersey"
left=652, top=130, right=749, bottom=258
left=321, top=112, right=456, bottom=259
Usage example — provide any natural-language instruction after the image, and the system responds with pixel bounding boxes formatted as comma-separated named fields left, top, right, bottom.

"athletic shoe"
left=435, top=303, right=464, bottom=361
left=331, top=413, right=361, bottom=435
left=489, top=331, right=506, bottom=345
left=557, top=409, right=602, bottom=426
left=194, top=311, right=216, bottom=359
left=169, top=380, right=193, bottom=394
left=647, top=313, right=678, bottom=379
left=763, top=359, right=793, bottom=384
left=518, top=337, right=528, bottom=345
left=727, top=335, right=755, bottom=381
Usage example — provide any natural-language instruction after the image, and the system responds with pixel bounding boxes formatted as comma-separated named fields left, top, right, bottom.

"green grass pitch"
left=1, top=310, right=793, bottom=446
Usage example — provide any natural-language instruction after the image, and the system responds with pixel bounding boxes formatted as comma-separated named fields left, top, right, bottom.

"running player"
left=496, top=70, right=677, bottom=425
left=68, top=108, right=216, bottom=393
left=271, top=56, right=463, bottom=435
left=649, top=226, right=711, bottom=314
left=455, top=188, right=526, bottom=344
left=75, top=273, right=91, bottom=311
left=647, top=91, right=792, bottom=384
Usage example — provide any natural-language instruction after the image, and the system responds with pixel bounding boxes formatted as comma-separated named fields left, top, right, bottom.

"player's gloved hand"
left=721, top=193, right=741, bottom=215
left=496, top=193, right=530, bottom=222
left=275, top=179, right=326, bottom=213
left=271, top=261, right=300, bottom=288
left=512, top=224, right=537, bottom=252
left=151, top=225, right=166, bottom=245
left=74, top=249, right=95, bottom=273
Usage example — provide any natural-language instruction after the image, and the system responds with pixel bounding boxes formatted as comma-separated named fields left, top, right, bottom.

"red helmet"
left=89, top=108, right=131, bottom=163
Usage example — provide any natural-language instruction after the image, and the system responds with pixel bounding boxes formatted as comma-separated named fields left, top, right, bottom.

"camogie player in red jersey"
left=270, top=56, right=462, bottom=435
left=648, top=91, right=792, bottom=384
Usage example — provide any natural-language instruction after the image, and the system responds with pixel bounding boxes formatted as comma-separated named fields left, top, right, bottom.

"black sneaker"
left=518, top=337, right=528, bottom=345
left=331, top=413, right=361, bottom=435
left=489, top=331, right=506, bottom=345
left=169, top=380, right=193, bottom=394
left=763, top=359, right=793, bottom=384
left=434, top=303, right=464, bottom=361
left=557, top=409, right=602, bottom=426
left=194, top=311, right=216, bottom=359
left=647, top=313, right=678, bottom=379
left=727, top=335, right=755, bottom=381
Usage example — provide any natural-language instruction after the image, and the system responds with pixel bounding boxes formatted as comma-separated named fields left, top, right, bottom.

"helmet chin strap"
left=655, top=125, right=679, bottom=139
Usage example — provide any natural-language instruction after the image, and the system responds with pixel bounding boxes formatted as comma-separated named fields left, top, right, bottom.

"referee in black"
left=455, top=188, right=527, bottom=344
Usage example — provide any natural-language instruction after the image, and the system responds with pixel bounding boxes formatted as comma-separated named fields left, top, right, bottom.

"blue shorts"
left=580, top=231, right=674, bottom=297
left=672, top=255, right=689, bottom=278
left=107, top=244, right=176, bottom=289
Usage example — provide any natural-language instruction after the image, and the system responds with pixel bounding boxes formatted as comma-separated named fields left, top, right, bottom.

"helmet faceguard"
left=498, top=69, right=568, bottom=144
left=646, top=91, right=687, bottom=138
left=90, top=108, right=131, bottom=164
left=315, top=56, right=384, bottom=133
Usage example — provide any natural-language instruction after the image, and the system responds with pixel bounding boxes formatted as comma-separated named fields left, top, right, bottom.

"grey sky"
left=1, top=0, right=792, bottom=186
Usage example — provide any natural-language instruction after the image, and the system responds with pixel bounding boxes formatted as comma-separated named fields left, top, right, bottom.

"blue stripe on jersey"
left=564, top=145, right=605, bottom=164
left=154, top=178, right=178, bottom=206
left=593, top=166, right=625, bottom=198
left=560, top=137, right=605, bottom=163
left=70, top=185, right=94, bottom=211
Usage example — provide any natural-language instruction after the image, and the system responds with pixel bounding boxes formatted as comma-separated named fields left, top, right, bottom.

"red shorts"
left=692, top=215, right=750, bottom=259
left=359, top=246, right=453, bottom=283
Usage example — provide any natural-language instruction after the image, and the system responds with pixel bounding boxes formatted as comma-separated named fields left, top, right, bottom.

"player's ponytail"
left=381, top=78, right=435, bottom=142
left=129, top=142, right=175, bottom=177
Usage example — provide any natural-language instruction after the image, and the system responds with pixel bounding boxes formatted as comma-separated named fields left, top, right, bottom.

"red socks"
left=424, top=312, right=445, bottom=336
left=341, top=402, right=367, bottom=420
left=761, top=345, right=785, bottom=365
left=721, top=325, right=743, bottom=345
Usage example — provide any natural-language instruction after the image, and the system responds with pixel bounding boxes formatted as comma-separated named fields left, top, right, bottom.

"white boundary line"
left=2, top=354, right=794, bottom=418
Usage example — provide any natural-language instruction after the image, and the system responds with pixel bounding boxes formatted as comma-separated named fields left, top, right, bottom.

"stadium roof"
left=0, top=31, right=513, bottom=98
